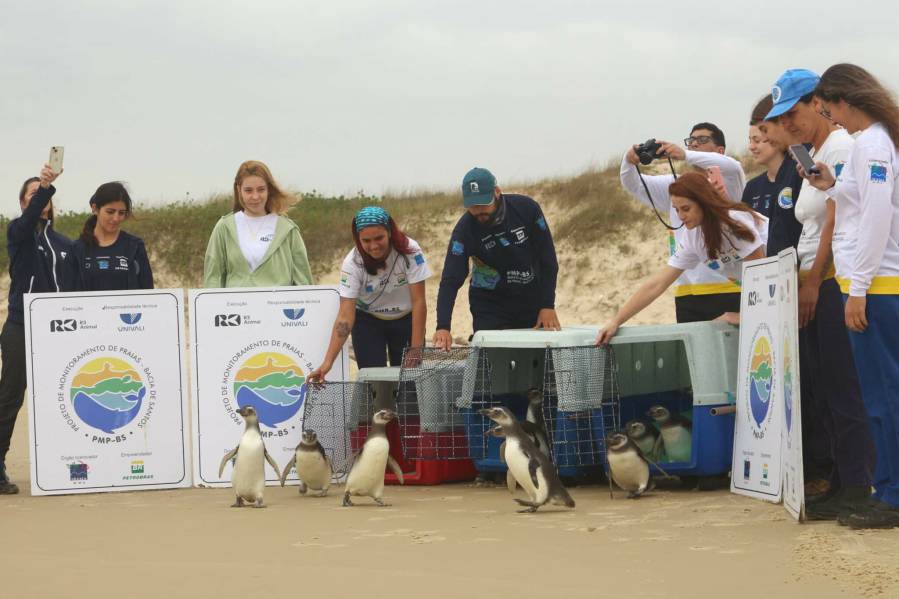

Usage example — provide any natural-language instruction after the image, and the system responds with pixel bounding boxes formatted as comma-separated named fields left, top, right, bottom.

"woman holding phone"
left=0, top=164, right=71, bottom=494
left=64, top=182, right=154, bottom=291
left=203, top=160, right=312, bottom=288
left=802, top=63, right=899, bottom=529
left=307, top=207, right=430, bottom=382
left=595, top=172, right=767, bottom=345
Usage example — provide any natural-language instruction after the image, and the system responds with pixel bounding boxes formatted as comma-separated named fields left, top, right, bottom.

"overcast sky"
left=2, top=0, right=898, bottom=217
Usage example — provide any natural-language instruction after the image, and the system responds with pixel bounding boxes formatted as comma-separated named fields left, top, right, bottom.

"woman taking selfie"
left=0, top=165, right=70, bottom=494
left=596, top=172, right=767, bottom=345
left=307, top=207, right=430, bottom=383
left=802, top=63, right=899, bottom=529
left=204, top=160, right=312, bottom=288
left=64, top=182, right=153, bottom=291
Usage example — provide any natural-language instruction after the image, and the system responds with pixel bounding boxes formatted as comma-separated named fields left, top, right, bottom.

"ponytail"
left=81, top=214, right=99, bottom=247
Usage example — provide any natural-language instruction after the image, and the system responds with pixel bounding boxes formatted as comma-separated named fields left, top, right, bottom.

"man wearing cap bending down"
left=433, top=167, right=560, bottom=350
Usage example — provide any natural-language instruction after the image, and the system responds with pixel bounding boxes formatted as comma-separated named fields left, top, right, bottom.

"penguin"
left=625, top=419, right=659, bottom=460
left=280, top=429, right=332, bottom=496
left=523, top=388, right=550, bottom=457
left=479, top=406, right=575, bottom=513
left=647, top=405, right=693, bottom=463
left=606, top=432, right=653, bottom=498
left=343, top=409, right=405, bottom=507
left=218, top=405, right=280, bottom=508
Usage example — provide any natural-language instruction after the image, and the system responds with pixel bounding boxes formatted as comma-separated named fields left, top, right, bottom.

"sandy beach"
left=3, top=414, right=899, bottom=599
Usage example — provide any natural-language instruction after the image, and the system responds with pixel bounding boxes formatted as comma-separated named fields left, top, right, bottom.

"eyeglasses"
left=684, top=135, right=714, bottom=146
left=818, top=107, right=832, bottom=120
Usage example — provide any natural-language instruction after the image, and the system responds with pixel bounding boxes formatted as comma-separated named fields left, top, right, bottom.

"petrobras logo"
left=772, top=85, right=782, bottom=103
left=215, top=314, right=242, bottom=327
left=281, top=308, right=308, bottom=328
left=123, top=459, right=154, bottom=481
left=118, top=312, right=145, bottom=332
left=51, top=319, right=78, bottom=332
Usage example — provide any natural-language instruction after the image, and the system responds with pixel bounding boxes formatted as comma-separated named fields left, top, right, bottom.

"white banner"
left=731, top=255, right=784, bottom=502
left=778, top=251, right=804, bottom=521
left=25, top=290, right=190, bottom=495
left=189, top=286, right=347, bottom=487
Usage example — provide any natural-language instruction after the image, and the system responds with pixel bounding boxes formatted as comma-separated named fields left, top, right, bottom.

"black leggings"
left=674, top=292, right=741, bottom=323
left=351, top=311, right=412, bottom=369
left=0, top=320, right=27, bottom=466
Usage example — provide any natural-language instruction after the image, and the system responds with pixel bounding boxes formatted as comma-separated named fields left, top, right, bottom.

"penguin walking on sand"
left=625, top=419, right=659, bottom=460
left=486, top=425, right=518, bottom=494
left=523, top=388, right=550, bottom=457
left=219, top=406, right=280, bottom=508
left=343, top=410, right=405, bottom=507
left=280, top=430, right=332, bottom=496
left=479, top=406, right=575, bottom=513
left=648, top=405, right=692, bottom=463
left=606, top=432, right=654, bottom=498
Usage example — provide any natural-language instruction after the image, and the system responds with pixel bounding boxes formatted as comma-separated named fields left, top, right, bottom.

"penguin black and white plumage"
left=648, top=405, right=693, bottom=463
left=606, top=432, right=653, bottom=499
left=523, top=388, right=550, bottom=457
left=625, top=419, right=659, bottom=460
left=343, top=410, right=405, bottom=507
left=486, top=425, right=518, bottom=494
left=479, top=406, right=575, bottom=513
left=280, top=429, right=332, bottom=496
left=218, top=406, right=280, bottom=508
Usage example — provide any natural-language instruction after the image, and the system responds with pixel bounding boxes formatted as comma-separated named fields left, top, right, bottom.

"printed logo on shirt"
left=451, top=240, right=464, bottom=256
left=506, top=270, right=535, bottom=285
left=118, top=257, right=129, bottom=269
left=869, top=162, right=888, bottom=183
left=414, top=253, right=425, bottom=265
left=512, top=227, right=527, bottom=243
left=471, top=258, right=500, bottom=290
left=340, top=272, right=350, bottom=286
left=707, top=260, right=721, bottom=271
left=834, top=162, right=845, bottom=179
left=259, top=234, right=273, bottom=242
left=396, top=273, right=408, bottom=286
left=536, top=216, right=547, bottom=231
left=485, top=241, right=496, bottom=250
left=365, top=284, right=375, bottom=293
left=98, top=259, right=110, bottom=270
left=498, top=237, right=510, bottom=247
left=777, top=187, right=794, bottom=209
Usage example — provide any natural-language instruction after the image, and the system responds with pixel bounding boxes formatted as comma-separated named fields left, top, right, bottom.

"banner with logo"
left=25, top=290, right=190, bottom=495
left=778, top=251, right=804, bottom=521
left=731, top=255, right=784, bottom=502
left=189, top=286, right=346, bottom=487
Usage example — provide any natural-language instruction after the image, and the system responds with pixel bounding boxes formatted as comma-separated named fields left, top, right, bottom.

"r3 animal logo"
left=747, top=291, right=761, bottom=306
left=50, top=319, right=77, bottom=332
left=215, top=314, right=241, bottom=327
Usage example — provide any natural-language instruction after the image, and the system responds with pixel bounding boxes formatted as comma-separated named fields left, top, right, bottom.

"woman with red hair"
left=308, top=207, right=431, bottom=382
left=596, top=172, right=768, bottom=344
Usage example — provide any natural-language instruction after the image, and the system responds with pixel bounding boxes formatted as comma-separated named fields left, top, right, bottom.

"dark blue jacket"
left=436, top=194, right=558, bottom=331
left=741, top=154, right=804, bottom=257
left=64, top=231, right=154, bottom=292
left=6, top=185, right=72, bottom=324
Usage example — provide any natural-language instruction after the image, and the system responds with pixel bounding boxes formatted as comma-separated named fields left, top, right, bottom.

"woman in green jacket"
left=204, top=160, right=313, bottom=288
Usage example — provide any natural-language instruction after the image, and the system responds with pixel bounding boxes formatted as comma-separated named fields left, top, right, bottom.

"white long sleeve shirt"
left=829, top=122, right=899, bottom=296
left=619, top=150, right=747, bottom=295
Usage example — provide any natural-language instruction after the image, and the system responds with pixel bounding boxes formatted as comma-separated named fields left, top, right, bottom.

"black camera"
left=635, top=138, right=664, bottom=165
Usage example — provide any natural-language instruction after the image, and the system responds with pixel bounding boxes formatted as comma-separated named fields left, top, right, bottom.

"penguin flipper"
left=506, top=470, right=518, bottom=494
left=651, top=435, right=664, bottom=462
left=264, top=448, right=280, bottom=475
left=499, top=441, right=506, bottom=464
left=387, top=455, right=405, bottom=485
left=279, top=454, right=296, bottom=487
left=218, top=447, right=239, bottom=478
left=527, top=458, right=541, bottom=490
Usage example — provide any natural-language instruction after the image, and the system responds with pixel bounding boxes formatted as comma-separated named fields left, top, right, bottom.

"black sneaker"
left=837, top=499, right=893, bottom=526
left=0, top=463, right=18, bottom=495
left=806, top=486, right=872, bottom=521
left=847, top=507, right=899, bottom=530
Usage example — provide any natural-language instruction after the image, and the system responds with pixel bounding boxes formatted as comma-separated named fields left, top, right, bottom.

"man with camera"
left=620, top=123, right=747, bottom=322
left=433, top=167, right=560, bottom=350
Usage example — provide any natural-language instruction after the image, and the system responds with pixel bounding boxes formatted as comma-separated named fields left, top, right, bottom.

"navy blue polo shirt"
left=741, top=154, right=804, bottom=256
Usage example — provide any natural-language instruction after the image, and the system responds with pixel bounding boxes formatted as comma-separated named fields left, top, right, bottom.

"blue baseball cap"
left=765, top=69, right=821, bottom=120
left=462, top=167, right=497, bottom=207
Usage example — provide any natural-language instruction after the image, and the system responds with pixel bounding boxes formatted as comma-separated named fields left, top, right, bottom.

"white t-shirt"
left=795, top=128, right=854, bottom=271
left=339, top=238, right=432, bottom=319
left=829, top=122, right=899, bottom=296
left=619, top=151, right=747, bottom=293
left=235, top=211, right=278, bottom=272
left=668, top=210, right=767, bottom=284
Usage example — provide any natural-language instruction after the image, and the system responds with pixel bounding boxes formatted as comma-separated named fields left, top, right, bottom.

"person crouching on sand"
left=595, top=172, right=768, bottom=345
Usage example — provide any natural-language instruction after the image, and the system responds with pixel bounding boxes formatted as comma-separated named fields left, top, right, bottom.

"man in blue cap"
left=433, top=167, right=560, bottom=349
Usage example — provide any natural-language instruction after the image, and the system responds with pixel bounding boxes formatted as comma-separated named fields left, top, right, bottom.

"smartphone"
left=789, top=144, right=820, bottom=175
left=48, top=146, right=65, bottom=174
left=707, top=165, right=725, bottom=190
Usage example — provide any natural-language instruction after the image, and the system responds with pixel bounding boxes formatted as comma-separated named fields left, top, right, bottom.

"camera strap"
left=636, top=155, right=683, bottom=231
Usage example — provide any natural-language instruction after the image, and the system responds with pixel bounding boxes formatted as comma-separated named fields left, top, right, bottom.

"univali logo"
left=215, top=314, right=242, bottom=327
left=119, top=313, right=142, bottom=325
left=768, top=283, right=777, bottom=298
left=51, top=319, right=77, bottom=332
left=282, top=308, right=305, bottom=321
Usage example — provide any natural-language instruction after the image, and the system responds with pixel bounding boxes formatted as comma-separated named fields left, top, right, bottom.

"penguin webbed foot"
left=514, top=498, right=540, bottom=513
left=516, top=506, right=539, bottom=513
left=318, top=489, right=329, bottom=497
left=253, top=498, right=267, bottom=508
left=342, top=492, right=354, bottom=507
left=374, top=497, right=391, bottom=507
left=231, top=496, right=245, bottom=508
left=298, top=480, right=308, bottom=495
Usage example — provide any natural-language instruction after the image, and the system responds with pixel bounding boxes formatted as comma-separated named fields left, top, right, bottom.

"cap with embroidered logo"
left=766, top=69, right=820, bottom=120
left=462, top=167, right=497, bottom=207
